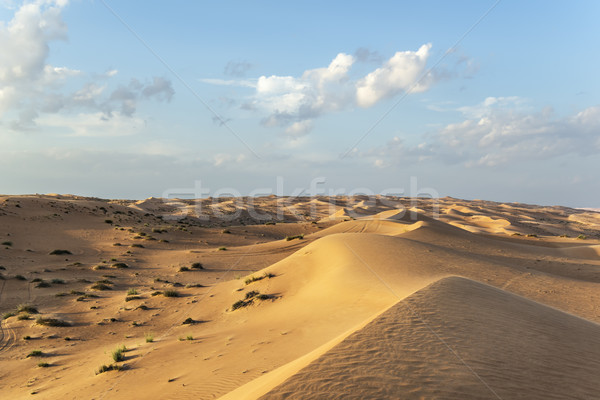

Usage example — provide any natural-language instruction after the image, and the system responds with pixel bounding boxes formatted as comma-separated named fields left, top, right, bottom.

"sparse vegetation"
left=231, top=300, right=247, bottom=311
left=35, top=281, right=51, bottom=288
left=51, top=278, right=65, bottom=284
left=130, top=243, right=145, bottom=248
left=91, top=282, right=112, bottom=291
left=186, top=335, right=193, bottom=341
left=218, top=247, right=227, bottom=251
left=125, top=295, right=142, bottom=302
left=17, top=304, right=39, bottom=314
left=27, top=350, right=43, bottom=357
left=3, top=312, right=15, bottom=319
left=14, top=274, right=26, bottom=280
left=96, top=364, right=124, bottom=374
left=245, top=290, right=259, bottom=299
left=112, top=345, right=126, bottom=362
left=104, top=219, right=113, bottom=224
left=38, top=362, right=50, bottom=368
left=144, top=333, right=154, bottom=343
left=526, top=234, right=538, bottom=238
left=111, top=262, right=129, bottom=269
left=2, top=241, right=12, bottom=246
left=182, top=317, right=194, bottom=325
left=191, top=262, right=203, bottom=270
left=577, top=234, right=587, bottom=240
left=36, top=317, right=70, bottom=327
left=285, top=234, right=304, bottom=241
left=127, top=288, right=138, bottom=295
left=49, top=249, right=72, bottom=255
left=17, top=313, right=31, bottom=320
left=178, top=266, right=190, bottom=272
left=222, top=229, right=231, bottom=234
left=163, top=290, right=179, bottom=297
left=23, top=335, right=31, bottom=340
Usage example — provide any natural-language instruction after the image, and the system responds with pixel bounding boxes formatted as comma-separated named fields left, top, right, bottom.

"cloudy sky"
left=1, top=1, right=599, bottom=207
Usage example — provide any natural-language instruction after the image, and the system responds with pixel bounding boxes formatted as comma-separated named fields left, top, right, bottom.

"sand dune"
left=0, top=194, right=598, bottom=399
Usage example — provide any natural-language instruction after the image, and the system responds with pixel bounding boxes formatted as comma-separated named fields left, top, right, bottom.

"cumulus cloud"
left=203, top=44, right=439, bottom=136
left=0, top=1, right=174, bottom=132
left=356, top=43, right=433, bottom=108
left=370, top=98, right=600, bottom=168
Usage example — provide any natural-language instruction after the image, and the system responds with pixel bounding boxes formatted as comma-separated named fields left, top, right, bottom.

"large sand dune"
left=0, top=195, right=598, bottom=399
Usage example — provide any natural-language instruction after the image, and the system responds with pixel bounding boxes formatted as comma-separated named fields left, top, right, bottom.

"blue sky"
left=1, top=0, right=599, bottom=207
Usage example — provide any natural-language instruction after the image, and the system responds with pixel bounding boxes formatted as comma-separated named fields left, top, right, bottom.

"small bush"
left=113, top=243, right=122, bottom=246
left=23, top=335, right=31, bottom=340
left=27, top=350, right=43, bottom=357
left=31, top=278, right=43, bottom=283
left=163, top=290, right=179, bottom=297
left=144, top=333, right=154, bottom=343
left=112, top=345, right=126, bottom=362
left=36, top=317, right=70, bottom=327
left=35, top=281, right=51, bottom=288
left=17, top=313, right=31, bottom=320
left=526, top=234, right=538, bottom=238
left=577, top=234, right=587, bottom=240
left=231, top=300, right=248, bottom=311
left=96, top=364, right=123, bottom=374
left=222, top=229, right=231, bottom=234
left=151, top=291, right=162, bottom=296
left=104, top=219, right=113, bottom=224
left=130, top=244, right=144, bottom=248
left=51, top=278, right=65, bottom=284
left=245, top=290, right=259, bottom=300
left=186, top=335, right=193, bottom=341
left=127, top=288, right=138, bottom=295
left=17, top=304, right=39, bottom=314
left=182, top=317, right=194, bottom=325
left=218, top=247, right=227, bottom=251
left=14, top=274, right=26, bottom=281
left=3, top=312, right=15, bottom=319
left=38, top=362, right=50, bottom=368
left=2, top=241, right=12, bottom=246
left=125, top=295, right=142, bottom=302
left=285, top=234, right=304, bottom=241
left=178, top=266, right=190, bottom=272
left=256, top=294, right=272, bottom=300
left=91, top=283, right=111, bottom=291
left=191, top=262, right=203, bottom=270
left=111, top=262, right=129, bottom=269
left=49, top=249, right=71, bottom=255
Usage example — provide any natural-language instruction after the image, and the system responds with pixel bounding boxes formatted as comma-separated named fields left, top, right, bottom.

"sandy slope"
left=0, top=194, right=599, bottom=399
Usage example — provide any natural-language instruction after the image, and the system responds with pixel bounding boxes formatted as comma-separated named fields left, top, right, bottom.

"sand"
left=0, top=194, right=598, bottom=399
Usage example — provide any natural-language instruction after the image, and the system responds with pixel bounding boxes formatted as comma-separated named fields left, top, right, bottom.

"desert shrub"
left=126, top=288, right=138, bottom=295
left=245, top=290, right=259, bottom=300
left=113, top=243, right=122, bottom=246
left=125, top=295, right=142, bottom=302
left=17, top=304, right=39, bottom=314
left=51, top=278, right=65, bottom=284
left=27, top=350, right=43, bottom=357
left=163, top=290, right=179, bottom=297
left=35, top=281, right=51, bottom=288
left=191, top=262, right=203, bottom=270
left=14, top=274, right=26, bottom=280
left=112, top=345, right=126, bottom=362
left=256, top=294, right=272, bottom=300
left=104, top=219, right=113, bottom=224
left=2, top=241, right=12, bottom=246
left=222, top=229, right=231, bottom=234
left=36, top=317, right=70, bottom=327
left=2, top=312, right=15, bottom=319
left=218, top=247, right=227, bottom=251
left=130, top=244, right=144, bottom=248
left=178, top=266, right=190, bottom=272
left=49, top=249, right=71, bottom=255
left=151, top=291, right=162, bottom=296
left=38, top=362, right=50, bottom=368
left=91, top=283, right=111, bottom=291
left=231, top=300, right=249, bottom=311
left=186, top=335, right=193, bottom=341
left=96, top=364, right=123, bottom=374
left=31, top=278, right=43, bottom=283
left=144, top=333, right=154, bottom=343
left=111, top=263, right=129, bottom=269
left=577, top=234, right=587, bottom=240
left=23, top=335, right=31, bottom=340
left=182, top=317, right=194, bottom=325
left=17, top=313, right=31, bottom=320
left=285, top=234, right=304, bottom=241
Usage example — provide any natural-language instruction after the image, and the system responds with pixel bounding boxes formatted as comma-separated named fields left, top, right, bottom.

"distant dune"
left=0, top=194, right=598, bottom=399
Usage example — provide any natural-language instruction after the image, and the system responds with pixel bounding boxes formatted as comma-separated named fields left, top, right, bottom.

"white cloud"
left=38, top=112, right=145, bottom=137
left=0, top=1, right=174, bottom=132
left=203, top=45, right=440, bottom=136
left=370, top=98, right=600, bottom=168
left=356, top=43, right=433, bottom=108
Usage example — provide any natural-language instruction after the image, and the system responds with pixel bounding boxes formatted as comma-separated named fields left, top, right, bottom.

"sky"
left=1, top=0, right=599, bottom=207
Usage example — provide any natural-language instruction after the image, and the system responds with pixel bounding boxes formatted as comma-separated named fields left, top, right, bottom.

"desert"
left=1, top=194, right=599, bottom=399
